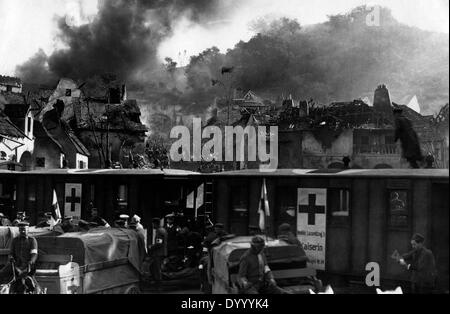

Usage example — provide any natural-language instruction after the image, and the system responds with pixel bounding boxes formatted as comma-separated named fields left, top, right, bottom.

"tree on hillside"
left=145, top=134, right=170, bottom=169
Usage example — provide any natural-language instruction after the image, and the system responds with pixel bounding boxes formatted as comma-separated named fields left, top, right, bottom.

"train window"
left=275, top=186, right=297, bottom=230
left=116, top=184, right=128, bottom=212
left=78, top=161, right=85, bottom=169
left=328, top=189, right=350, bottom=224
left=231, top=184, right=248, bottom=217
left=26, top=184, right=36, bottom=220
left=388, top=190, right=409, bottom=228
left=230, top=183, right=249, bottom=235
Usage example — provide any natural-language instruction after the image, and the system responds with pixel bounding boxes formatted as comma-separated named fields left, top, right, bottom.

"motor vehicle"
left=209, top=236, right=322, bottom=294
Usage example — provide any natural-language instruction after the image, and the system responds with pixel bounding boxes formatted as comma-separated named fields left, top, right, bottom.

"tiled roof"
left=66, top=130, right=91, bottom=157
left=0, top=113, right=27, bottom=138
left=41, top=109, right=90, bottom=157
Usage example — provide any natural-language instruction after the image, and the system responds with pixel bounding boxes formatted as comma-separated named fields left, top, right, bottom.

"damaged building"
left=0, top=78, right=34, bottom=170
left=35, top=78, right=148, bottom=169
left=200, top=86, right=448, bottom=171
left=277, top=84, right=449, bottom=169
left=0, top=76, right=22, bottom=93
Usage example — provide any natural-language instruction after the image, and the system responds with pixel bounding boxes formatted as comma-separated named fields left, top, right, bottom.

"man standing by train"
left=148, top=218, right=168, bottom=291
left=399, top=233, right=437, bottom=294
left=165, top=214, right=180, bottom=257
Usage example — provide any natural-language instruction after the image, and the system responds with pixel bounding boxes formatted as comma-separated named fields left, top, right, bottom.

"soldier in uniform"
left=165, top=214, right=180, bottom=257
left=148, top=218, right=168, bottom=290
left=0, top=222, right=38, bottom=293
left=130, top=215, right=147, bottom=251
left=88, top=208, right=110, bottom=228
left=399, top=233, right=437, bottom=294
left=131, top=215, right=145, bottom=231
left=202, top=224, right=218, bottom=249
left=113, top=214, right=129, bottom=228
left=210, top=223, right=229, bottom=246
left=129, top=222, right=148, bottom=267
left=393, top=107, right=423, bottom=169
left=238, top=236, right=287, bottom=294
left=12, top=212, right=27, bottom=226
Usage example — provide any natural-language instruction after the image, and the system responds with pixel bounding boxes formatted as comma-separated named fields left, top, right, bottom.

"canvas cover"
left=211, top=236, right=307, bottom=284
left=36, top=228, right=144, bottom=273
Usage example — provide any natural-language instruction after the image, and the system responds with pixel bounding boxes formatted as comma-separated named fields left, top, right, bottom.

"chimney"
left=373, top=84, right=392, bottom=113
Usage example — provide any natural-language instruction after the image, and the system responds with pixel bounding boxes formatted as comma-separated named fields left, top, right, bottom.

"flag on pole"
left=258, top=178, right=270, bottom=231
left=52, top=189, right=62, bottom=221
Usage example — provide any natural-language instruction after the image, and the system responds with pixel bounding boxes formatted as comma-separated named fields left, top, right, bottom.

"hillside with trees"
left=157, top=6, right=449, bottom=117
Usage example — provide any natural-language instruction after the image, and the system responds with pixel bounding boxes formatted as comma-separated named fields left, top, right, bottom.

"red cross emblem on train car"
left=65, top=188, right=81, bottom=213
left=298, top=194, right=325, bottom=225
left=64, top=183, right=82, bottom=218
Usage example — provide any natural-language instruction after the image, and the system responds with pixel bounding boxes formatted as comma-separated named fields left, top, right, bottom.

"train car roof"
left=0, top=169, right=201, bottom=177
left=207, top=168, right=449, bottom=180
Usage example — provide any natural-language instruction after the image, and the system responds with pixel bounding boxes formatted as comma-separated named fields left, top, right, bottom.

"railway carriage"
left=1, top=168, right=448, bottom=292
left=0, top=169, right=203, bottom=229
left=206, top=169, right=449, bottom=292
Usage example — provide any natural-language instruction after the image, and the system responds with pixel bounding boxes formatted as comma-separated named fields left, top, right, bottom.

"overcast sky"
left=0, top=0, right=448, bottom=75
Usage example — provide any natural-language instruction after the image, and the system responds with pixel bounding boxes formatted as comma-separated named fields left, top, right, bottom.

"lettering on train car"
left=297, top=188, right=327, bottom=270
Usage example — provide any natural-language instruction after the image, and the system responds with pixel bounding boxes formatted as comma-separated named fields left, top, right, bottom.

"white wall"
left=76, top=153, right=89, bottom=169
left=16, top=111, right=35, bottom=164
left=0, top=85, right=22, bottom=93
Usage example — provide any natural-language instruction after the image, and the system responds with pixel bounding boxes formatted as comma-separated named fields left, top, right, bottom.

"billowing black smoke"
left=16, top=0, right=228, bottom=84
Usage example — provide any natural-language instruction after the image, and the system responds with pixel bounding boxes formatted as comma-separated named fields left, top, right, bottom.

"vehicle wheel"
left=125, top=285, right=141, bottom=294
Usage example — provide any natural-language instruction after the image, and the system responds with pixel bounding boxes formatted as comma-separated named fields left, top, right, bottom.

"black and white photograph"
left=0, top=0, right=448, bottom=300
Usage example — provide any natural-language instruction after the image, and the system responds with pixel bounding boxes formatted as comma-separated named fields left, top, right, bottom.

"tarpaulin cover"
left=212, top=236, right=307, bottom=284
left=36, top=228, right=145, bottom=273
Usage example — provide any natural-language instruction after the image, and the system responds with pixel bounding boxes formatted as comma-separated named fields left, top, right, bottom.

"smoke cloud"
left=15, top=0, right=236, bottom=84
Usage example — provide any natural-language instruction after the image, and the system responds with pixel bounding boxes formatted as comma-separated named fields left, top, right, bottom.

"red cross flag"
left=52, top=189, right=62, bottom=221
left=258, top=179, right=270, bottom=231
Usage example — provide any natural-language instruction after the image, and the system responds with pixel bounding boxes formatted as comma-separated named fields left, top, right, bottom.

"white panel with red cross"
left=297, top=188, right=327, bottom=271
left=64, top=183, right=82, bottom=220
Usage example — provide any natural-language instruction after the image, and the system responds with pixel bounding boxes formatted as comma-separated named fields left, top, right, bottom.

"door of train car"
left=431, top=183, right=449, bottom=291
left=0, top=178, right=16, bottom=221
